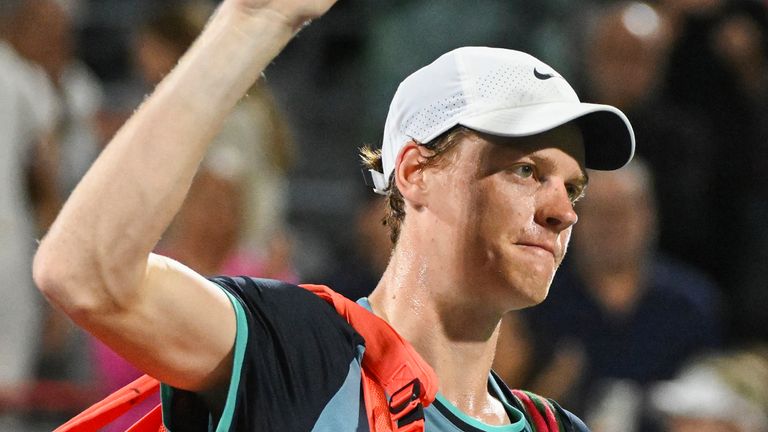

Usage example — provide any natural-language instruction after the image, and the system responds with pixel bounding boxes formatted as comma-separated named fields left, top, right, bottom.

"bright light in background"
left=622, top=2, right=661, bottom=39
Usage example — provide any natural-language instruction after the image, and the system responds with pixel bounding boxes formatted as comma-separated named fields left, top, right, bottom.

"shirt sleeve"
left=161, top=277, right=364, bottom=432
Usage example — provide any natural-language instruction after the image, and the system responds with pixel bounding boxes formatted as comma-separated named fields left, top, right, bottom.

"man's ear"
left=393, top=141, right=432, bottom=208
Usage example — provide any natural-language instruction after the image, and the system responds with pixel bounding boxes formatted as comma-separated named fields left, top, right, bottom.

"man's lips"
left=516, top=242, right=556, bottom=257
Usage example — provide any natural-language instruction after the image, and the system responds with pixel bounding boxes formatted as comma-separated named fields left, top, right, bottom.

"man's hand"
left=227, top=0, right=339, bottom=32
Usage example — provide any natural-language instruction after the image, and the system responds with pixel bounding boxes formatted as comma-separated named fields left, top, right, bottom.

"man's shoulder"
left=209, top=275, right=317, bottom=305
left=208, top=276, right=365, bottom=344
left=209, top=276, right=327, bottom=314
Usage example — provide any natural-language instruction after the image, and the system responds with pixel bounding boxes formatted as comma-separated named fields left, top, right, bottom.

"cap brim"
left=459, top=102, right=635, bottom=170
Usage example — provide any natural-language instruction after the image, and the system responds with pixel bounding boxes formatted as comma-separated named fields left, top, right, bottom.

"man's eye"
left=511, top=164, right=535, bottom=178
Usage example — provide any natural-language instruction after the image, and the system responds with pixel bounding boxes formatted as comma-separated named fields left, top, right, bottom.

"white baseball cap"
left=366, top=46, right=635, bottom=195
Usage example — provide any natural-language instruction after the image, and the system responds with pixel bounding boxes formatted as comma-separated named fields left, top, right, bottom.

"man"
left=34, top=0, right=634, bottom=430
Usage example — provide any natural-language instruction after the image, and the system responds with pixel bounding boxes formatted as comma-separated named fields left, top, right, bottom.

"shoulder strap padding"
left=301, top=284, right=439, bottom=432
left=300, top=284, right=439, bottom=406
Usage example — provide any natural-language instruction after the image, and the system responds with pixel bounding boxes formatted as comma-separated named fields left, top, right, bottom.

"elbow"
left=34, top=238, right=63, bottom=301
left=34, top=236, right=147, bottom=319
left=33, top=238, right=104, bottom=318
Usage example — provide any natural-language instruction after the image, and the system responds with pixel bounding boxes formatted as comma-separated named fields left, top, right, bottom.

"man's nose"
left=534, top=180, right=578, bottom=232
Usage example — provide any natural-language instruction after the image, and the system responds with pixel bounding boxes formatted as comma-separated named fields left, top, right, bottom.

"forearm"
left=35, top=5, right=294, bottom=308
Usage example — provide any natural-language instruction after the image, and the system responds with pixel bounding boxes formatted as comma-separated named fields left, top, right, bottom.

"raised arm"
left=32, top=0, right=337, bottom=392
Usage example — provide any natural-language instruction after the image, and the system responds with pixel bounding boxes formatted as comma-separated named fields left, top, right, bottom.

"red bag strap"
left=125, top=404, right=165, bottom=432
left=54, top=374, right=161, bottom=432
left=361, top=367, right=396, bottom=431
left=301, top=284, right=438, bottom=432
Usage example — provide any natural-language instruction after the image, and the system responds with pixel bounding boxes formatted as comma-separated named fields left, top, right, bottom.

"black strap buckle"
left=389, top=379, right=424, bottom=429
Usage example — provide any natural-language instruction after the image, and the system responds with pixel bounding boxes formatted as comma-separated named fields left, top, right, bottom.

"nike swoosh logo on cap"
left=534, top=68, right=555, bottom=80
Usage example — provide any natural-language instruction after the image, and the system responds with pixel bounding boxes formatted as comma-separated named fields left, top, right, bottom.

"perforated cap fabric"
left=367, top=46, right=635, bottom=194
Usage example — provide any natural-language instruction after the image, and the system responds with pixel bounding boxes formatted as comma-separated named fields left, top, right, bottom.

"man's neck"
left=367, top=251, right=511, bottom=426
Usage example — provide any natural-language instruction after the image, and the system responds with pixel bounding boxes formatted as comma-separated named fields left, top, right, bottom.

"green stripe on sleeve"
left=160, top=285, right=249, bottom=431
left=215, top=288, right=249, bottom=431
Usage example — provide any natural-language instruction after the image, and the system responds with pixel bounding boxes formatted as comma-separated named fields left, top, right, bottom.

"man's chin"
left=524, top=287, right=551, bottom=308
left=504, top=282, right=552, bottom=311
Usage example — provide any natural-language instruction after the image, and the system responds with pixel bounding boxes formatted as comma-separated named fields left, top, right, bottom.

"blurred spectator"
left=581, top=2, right=717, bottom=279
left=650, top=346, right=768, bottom=432
left=161, top=165, right=297, bottom=282
left=9, top=2, right=105, bottom=397
left=9, top=0, right=102, bottom=197
left=322, top=193, right=391, bottom=300
left=518, top=160, right=723, bottom=431
left=0, top=0, right=60, bottom=427
left=658, top=0, right=768, bottom=341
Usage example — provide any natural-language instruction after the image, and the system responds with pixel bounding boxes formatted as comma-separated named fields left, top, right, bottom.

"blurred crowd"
left=1, top=0, right=767, bottom=431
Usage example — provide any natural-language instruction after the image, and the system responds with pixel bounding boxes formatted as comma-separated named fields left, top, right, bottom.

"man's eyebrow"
left=527, top=154, right=589, bottom=187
